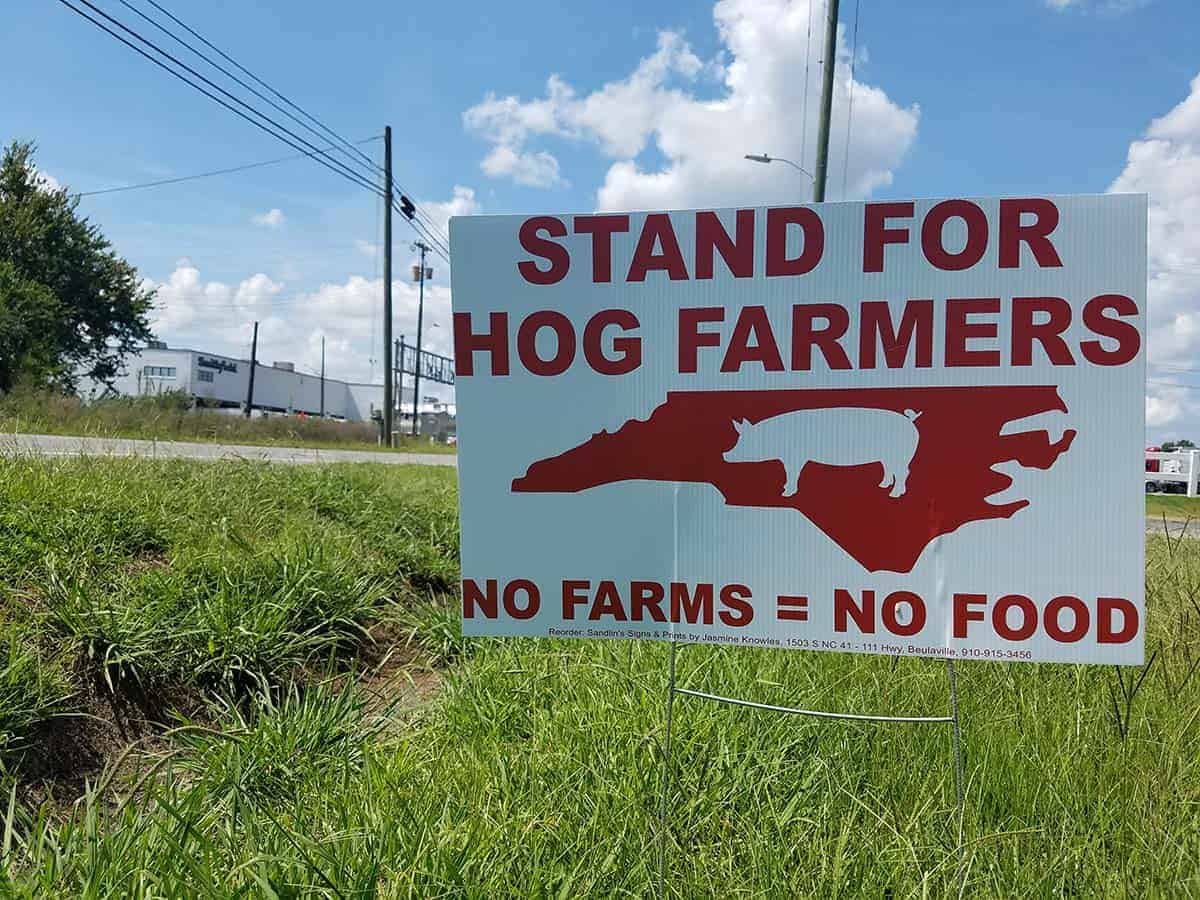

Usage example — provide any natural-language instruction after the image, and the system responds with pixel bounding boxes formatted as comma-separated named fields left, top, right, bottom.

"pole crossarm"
left=673, top=687, right=953, bottom=723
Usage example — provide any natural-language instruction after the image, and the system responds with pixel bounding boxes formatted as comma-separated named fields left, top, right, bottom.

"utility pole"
left=244, top=320, right=259, bottom=418
left=319, top=335, right=325, bottom=418
left=382, top=126, right=394, bottom=445
left=813, top=0, right=840, bottom=202
left=411, top=242, right=430, bottom=437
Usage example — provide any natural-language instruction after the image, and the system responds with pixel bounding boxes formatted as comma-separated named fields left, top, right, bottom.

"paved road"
left=0, top=433, right=457, bottom=467
left=1146, top=516, right=1200, bottom=540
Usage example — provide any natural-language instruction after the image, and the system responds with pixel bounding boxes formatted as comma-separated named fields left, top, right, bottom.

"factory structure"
left=80, top=340, right=455, bottom=440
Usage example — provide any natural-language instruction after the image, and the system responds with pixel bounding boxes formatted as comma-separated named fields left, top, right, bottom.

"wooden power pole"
left=382, top=126, right=394, bottom=445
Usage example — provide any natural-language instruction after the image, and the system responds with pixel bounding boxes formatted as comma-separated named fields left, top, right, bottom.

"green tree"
left=0, top=140, right=153, bottom=392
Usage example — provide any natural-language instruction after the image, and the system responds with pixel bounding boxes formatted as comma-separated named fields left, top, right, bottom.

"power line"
left=139, top=0, right=384, bottom=180
left=59, top=0, right=451, bottom=256
left=134, top=0, right=451, bottom=250
left=118, top=0, right=380, bottom=187
left=78, top=136, right=380, bottom=197
left=842, top=0, right=861, bottom=200
left=393, top=199, right=450, bottom=262
left=58, top=0, right=452, bottom=261
left=55, top=0, right=385, bottom=200
left=402, top=220, right=450, bottom=263
left=1149, top=379, right=1200, bottom=391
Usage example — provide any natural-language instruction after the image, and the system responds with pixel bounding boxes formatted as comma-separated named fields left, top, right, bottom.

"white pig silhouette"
left=723, top=407, right=922, bottom=499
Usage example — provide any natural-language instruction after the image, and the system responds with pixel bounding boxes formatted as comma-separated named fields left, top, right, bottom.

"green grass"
left=0, top=457, right=1196, bottom=896
left=0, top=387, right=454, bottom=454
left=1146, top=492, right=1200, bottom=520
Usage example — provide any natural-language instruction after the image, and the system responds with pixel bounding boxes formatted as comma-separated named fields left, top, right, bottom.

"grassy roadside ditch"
left=0, top=457, right=1196, bottom=896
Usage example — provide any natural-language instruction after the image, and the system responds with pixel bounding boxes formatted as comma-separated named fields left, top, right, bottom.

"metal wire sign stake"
left=656, top=640, right=966, bottom=898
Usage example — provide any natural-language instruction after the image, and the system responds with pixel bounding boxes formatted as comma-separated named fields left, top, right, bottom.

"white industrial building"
left=80, top=342, right=454, bottom=433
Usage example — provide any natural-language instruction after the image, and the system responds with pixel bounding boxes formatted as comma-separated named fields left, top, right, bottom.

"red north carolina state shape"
left=511, top=386, right=1075, bottom=573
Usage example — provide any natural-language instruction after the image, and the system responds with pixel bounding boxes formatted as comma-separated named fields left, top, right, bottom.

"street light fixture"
left=744, top=153, right=814, bottom=181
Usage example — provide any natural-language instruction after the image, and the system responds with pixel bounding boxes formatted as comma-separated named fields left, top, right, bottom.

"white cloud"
left=141, top=262, right=454, bottom=399
left=1046, top=0, right=1150, bottom=11
left=480, top=145, right=564, bottom=188
left=252, top=208, right=286, bottom=228
left=463, top=1, right=919, bottom=209
left=1110, top=73, right=1200, bottom=436
left=421, top=184, right=481, bottom=235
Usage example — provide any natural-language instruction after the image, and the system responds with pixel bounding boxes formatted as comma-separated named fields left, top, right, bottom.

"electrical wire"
left=63, top=0, right=383, bottom=197
left=115, top=0, right=379, bottom=187
left=393, top=199, right=451, bottom=262
left=842, top=0, right=861, bottom=200
left=1149, top=379, right=1200, bottom=391
left=78, top=137, right=380, bottom=197
left=134, top=0, right=451, bottom=250
left=55, top=0, right=386, bottom=200
left=61, top=0, right=452, bottom=256
left=139, top=0, right=384, bottom=180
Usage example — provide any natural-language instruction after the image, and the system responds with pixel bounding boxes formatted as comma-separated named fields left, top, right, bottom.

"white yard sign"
left=450, top=195, right=1146, bottom=665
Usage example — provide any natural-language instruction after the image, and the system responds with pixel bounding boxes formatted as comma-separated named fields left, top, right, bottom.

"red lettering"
left=631, top=581, right=668, bottom=623
left=922, top=200, right=988, bottom=271
left=502, top=579, right=540, bottom=620
left=953, top=593, right=986, bottom=638
left=588, top=580, right=627, bottom=621
left=1081, top=294, right=1140, bottom=366
left=462, top=579, right=497, bottom=619
left=454, top=312, right=509, bottom=376
left=721, top=306, right=784, bottom=373
left=945, top=298, right=1001, bottom=367
left=792, top=304, right=852, bottom=370
left=516, top=311, right=575, bottom=376
left=882, top=591, right=926, bottom=637
left=1012, top=297, right=1074, bottom=366
left=679, top=307, right=724, bottom=373
left=517, top=216, right=569, bottom=285
left=573, top=215, right=630, bottom=282
left=670, top=583, right=714, bottom=625
left=859, top=300, right=933, bottom=369
left=628, top=214, right=689, bottom=281
left=562, top=580, right=590, bottom=620
left=719, top=584, right=754, bottom=626
left=999, top=199, right=1063, bottom=269
left=834, top=589, right=874, bottom=633
left=766, top=207, right=824, bottom=276
left=993, top=594, right=1037, bottom=641
left=583, top=309, right=641, bottom=375
left=863, top=202, right=913, bottom=272
left=696, top=210, right=755, bottom=279
left=1098, top=597, right=1139, bottom=644
left=1044, top=595, right=1089, bottom=643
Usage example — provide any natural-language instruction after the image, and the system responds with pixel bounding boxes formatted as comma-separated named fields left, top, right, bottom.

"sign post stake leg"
left=657, top=639, right=678, bottom=899
left=946, top=658, right=966, bottom=897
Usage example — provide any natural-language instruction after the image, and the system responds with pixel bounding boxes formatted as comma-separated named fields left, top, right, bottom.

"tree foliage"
left=0, top=140, right=153, bottom=392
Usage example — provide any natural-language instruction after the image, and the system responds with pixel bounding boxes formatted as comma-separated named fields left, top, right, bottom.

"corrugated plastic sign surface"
left=450, top=195, right=1146, bottom=665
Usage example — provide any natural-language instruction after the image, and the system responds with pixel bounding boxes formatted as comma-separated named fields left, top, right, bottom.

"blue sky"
left=3, top=0, right=1200, bottom=431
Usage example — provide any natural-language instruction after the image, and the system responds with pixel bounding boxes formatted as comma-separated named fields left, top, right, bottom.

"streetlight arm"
left=775, top=157, right=815, bottom=180
left=743, top=152, right=814, bottom=180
